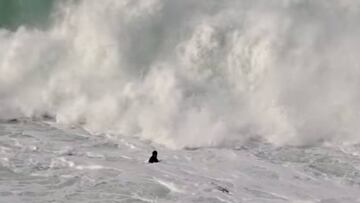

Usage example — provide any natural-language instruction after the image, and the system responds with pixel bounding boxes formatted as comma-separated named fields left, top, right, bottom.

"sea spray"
left=1, top=0, right=360, bottom=149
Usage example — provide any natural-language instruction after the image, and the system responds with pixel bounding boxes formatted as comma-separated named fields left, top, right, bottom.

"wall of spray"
left=1, top=0, right=360, bottom=149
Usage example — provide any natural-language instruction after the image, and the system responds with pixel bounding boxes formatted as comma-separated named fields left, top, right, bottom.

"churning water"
left=1, top=0, right=360, bottom=202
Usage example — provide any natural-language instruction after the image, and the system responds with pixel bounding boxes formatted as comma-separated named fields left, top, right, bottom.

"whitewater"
left=1, top=0, right=360, bottom=202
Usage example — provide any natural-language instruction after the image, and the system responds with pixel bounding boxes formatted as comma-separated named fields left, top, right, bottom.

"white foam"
left=155, top=178, right=184, bottom=193
left=1, top=0, right=360, bottom=150
left=75, top=164, right=104, bottom=170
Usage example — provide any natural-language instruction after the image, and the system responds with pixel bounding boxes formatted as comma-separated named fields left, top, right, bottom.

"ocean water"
left=1, top=119, right=360, bottom=202
left=1, top=0, right=360, bottom=202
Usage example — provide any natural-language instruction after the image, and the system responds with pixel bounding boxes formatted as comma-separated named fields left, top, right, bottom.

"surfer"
left=148, top=150, right=159, bottom=163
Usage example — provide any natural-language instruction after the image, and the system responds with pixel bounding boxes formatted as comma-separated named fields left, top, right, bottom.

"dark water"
left=0, top=0, right=55, bottom=30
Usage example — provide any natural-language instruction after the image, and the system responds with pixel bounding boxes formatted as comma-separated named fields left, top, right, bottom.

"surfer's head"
left=152, top=150, right=157, bottom=157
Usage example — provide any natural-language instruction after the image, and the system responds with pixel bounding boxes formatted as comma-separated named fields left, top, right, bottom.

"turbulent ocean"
left=1, top=0, right=360, bottom=202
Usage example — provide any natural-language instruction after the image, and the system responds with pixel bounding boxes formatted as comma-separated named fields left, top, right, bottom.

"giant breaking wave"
left=1, top=0, right=360, bottom=149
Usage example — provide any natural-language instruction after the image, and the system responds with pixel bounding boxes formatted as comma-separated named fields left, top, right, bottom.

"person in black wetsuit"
left=148, top=150, right=159, bottom=163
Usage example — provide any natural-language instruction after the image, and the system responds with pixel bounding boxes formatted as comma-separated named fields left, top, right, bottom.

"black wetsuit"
left=148, top=151, right=159, bottom=163
left=148, top=156, right=159, bottom=163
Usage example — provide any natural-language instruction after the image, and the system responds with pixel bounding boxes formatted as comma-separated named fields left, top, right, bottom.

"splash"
left=1, top=0, right=360, bottom=149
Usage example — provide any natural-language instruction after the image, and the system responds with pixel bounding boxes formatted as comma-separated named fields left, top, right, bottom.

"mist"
left=1, top=0, right=360, bottom=149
